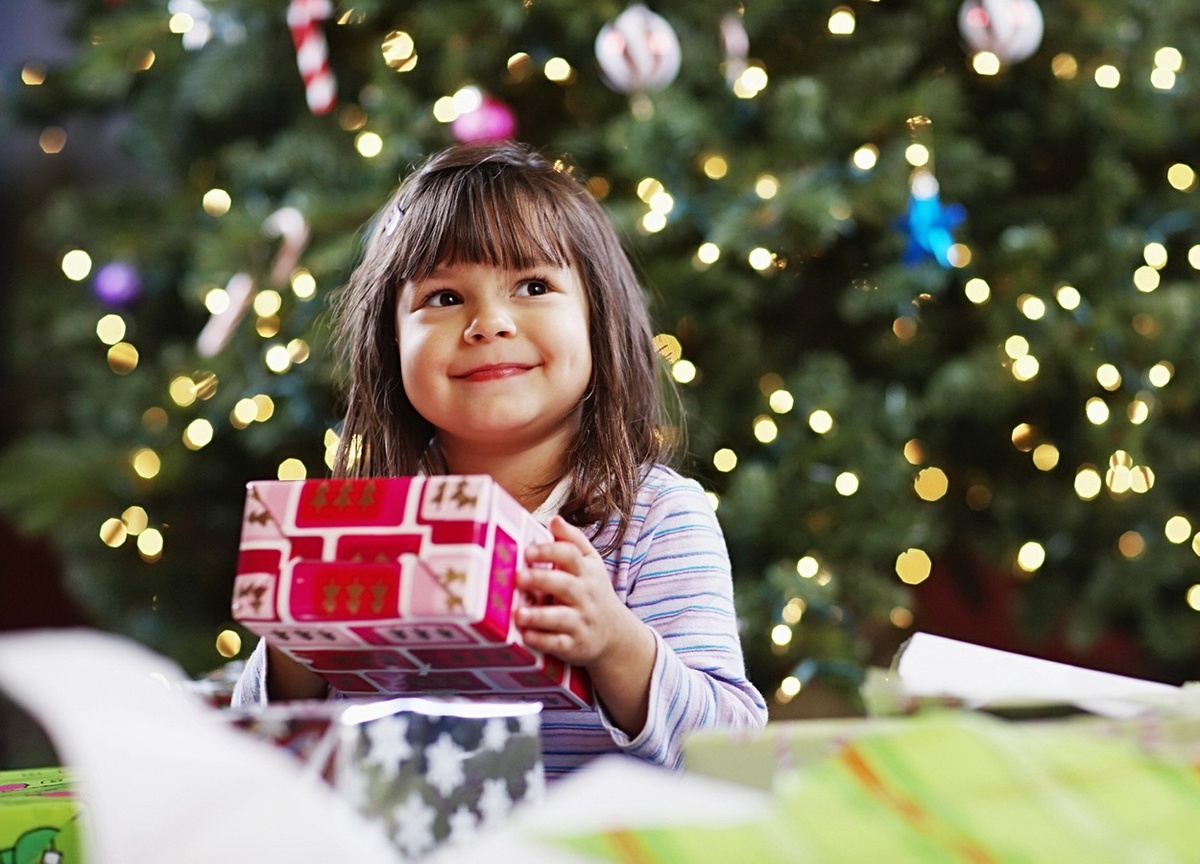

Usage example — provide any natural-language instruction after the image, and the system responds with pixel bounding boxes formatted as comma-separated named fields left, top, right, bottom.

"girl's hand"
left=514, top=515, right=634, bottom=666
left=514, top=515, right=657, bottom=735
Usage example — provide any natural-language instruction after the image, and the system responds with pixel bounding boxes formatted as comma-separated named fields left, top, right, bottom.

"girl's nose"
left=463, top=304, right=516, bottom=342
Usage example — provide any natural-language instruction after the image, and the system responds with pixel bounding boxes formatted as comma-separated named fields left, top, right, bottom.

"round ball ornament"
left=450, top=94, right=517, bottom=144
left=93, top=261, right=142, bottom=307
left=595, top=4, right=681, bottom=93
left=957, top=0, right=1043, bottom=65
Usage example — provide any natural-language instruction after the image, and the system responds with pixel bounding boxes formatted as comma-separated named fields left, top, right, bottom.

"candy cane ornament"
left=287, top=0, right=337, bottom=115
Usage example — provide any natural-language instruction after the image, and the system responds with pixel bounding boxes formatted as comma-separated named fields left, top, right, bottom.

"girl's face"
left=395, top=260, right=592, bottom=462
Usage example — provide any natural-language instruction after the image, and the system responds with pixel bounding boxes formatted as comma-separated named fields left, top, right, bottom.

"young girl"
left=233, top=141, right=768, bottom=776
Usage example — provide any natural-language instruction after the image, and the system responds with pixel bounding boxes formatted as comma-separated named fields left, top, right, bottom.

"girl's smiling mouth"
left=454, top=362, right=535, bottom=381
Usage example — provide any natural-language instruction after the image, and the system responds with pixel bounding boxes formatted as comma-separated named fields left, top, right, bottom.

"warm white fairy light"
left=1165, top=515, right=1192, bottom=544
left=1096, top=363, right=1122, bottom=391
left=895, top=548, right=931, bottom=585
left=769, top=390, right=794, bottom=414
left=1085, top=397, right=1110, bottom=424
left=852, top=145, right=878, bottom=171
left=748, top=247, right=774, bottom=271
left=753, top=415, right=778, bottom=443
left=355, top=131, right=383, bottom=158
left=432, top=96, right=457, bottom=122
left=770, top=624, right=793, bottom=646
left=1075, top=466, right=1102, bottom=500
left=202, top=188, right=231, bottom=216
left=1132, top=265, right=1160, bottom=293
left=1016, top=541, right=1045, bottom=572
left=1095, top=64, right=1121, bottom=88
left=971, top=51, right=1001, bottom=76
left=1032, top=444, right=1059, bottom=471
left=1051, top=53, right=1078, bottom=80
left=183, top=418, right=213, bottom=450
left=1017, top=294, right=1045, bottom=320
left=137, top=527, right=164, bottom=562
left=672, top=359, right=696, bottom=383
left=291, top=269, right=317, bottom=299
left=755, top=175, right=779, bottom=199
left=544, top=57, right=573, bottom=82
left=1168, top=163, right=1196, bottom=192
left=964, top=278, right=990, bottom=304
left=834, top=472, right=859, bottom=496
left=1004, top=335, right=1030, bottom=359
left=702, top=155, right=728, bottom=179
left=277, top=457, right=307, bottom=480
left=796, top=556, right=819, bottom=578
left=905, top=144, right=930, bottom=167
left=100, top=518, right=127, bottom=548
left=1011, top=354, right=1039, bottom=381
left=1148, top=361, right=1174, bottom=387
left=381, top=30, right=417, bottom=71
left=107, top=342, right=139, bottom=375
left=1055, top=284, right=1081, bottom=309
left=827, top=6, right=856, bottom=35
left=96, top=314, right=126, bottom=345
left=61, top=249, right=92, bottom=281
left=697, top=242, right=720, bottom=264
left=713, top=448, right=738, bottom=472
left=732, top=64, right=768, bottom=99
left=914, top=467, right=948, bottom=502
left=808, top=409, right=833, bottom=434
left=253, top=289, right=282, bottom=317
left=265, top=344, right=293, bottom=373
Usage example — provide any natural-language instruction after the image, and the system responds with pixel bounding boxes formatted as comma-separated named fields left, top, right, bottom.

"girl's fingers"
left=517, top=565, right=581, bottom=603
left=515, top=603, right=577, bottom=633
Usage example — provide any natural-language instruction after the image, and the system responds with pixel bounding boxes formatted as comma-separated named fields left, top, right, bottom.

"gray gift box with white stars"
left=333, top=697, right=544, bottom=859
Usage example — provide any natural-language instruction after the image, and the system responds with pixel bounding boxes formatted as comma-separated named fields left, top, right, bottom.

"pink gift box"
left=231, top=475, right=592, bottom=709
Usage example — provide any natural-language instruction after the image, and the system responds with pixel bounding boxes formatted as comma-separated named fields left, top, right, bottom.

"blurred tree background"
left=2, top=0, right=1199, bottom=714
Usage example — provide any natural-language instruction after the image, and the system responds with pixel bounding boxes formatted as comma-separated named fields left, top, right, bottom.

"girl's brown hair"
left=330, top=141, right=678, bottom=554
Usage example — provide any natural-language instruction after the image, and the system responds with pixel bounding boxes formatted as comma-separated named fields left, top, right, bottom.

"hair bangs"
left=399, top=167, right=574, bottom=283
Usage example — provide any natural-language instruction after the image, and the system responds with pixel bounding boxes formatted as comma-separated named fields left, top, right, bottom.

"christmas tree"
left=3, top=0, right=1200, bottom=709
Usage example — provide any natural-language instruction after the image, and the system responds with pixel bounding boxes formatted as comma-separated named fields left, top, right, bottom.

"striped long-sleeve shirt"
left=232, top=463, right=768, bottom=777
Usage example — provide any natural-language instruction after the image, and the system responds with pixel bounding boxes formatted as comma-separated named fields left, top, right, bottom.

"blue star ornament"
left=899, top=175, right=966, bottom=268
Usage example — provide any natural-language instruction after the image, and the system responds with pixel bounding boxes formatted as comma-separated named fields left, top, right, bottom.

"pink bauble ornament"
left=958, top=0, right=1044, bottom=65
left=594, top=4, right=681, bottom=93
left=450, top=93, right=517, bottom=144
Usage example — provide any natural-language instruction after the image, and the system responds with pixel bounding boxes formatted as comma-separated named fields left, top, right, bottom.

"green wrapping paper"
left=0, top=767, right=87, bottom=864
left=557, top=713, right=1200, bottom=863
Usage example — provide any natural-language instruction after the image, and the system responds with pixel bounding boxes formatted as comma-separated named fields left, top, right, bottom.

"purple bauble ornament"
left=93, top=261, right=142, bottom=307
left=451, top=94, right=517, bottom=144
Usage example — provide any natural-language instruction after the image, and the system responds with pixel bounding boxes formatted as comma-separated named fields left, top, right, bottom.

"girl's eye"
left=424, top=289, right=462, bottom=307
left=516, top=279, right=550, bottom=297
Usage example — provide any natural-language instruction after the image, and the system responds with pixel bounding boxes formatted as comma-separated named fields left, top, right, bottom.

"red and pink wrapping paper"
left=232, top=475, right=592, bottom=709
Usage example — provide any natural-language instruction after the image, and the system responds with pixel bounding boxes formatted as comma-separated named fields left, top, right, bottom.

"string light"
left=1016, top=541, right=1045, bottom=573
left=696, top=242, right=720, bottom=265
left=1051, top=53, right=1078, bottom=80
left=851, top=145, right=878, bottom=171
left=39, top=127, right=66, bottom=155
left=769, top=390, right=794, bottom=413
left=914, top=467, right=948, bottom=501
left=713, top=448, right=738, bottom=472
left=277, top=457, right=306, bottom=480
left=796, top=556, right=819, bottom=578
left=216, top=630, right=242, bottom=658
left=731, top=64, right=767, bottom=98
left=827, top=6, right=856, bottom=35
left=291, top=269, right=317, bottom=299
left=895, top=548, right=931, bottom=585
left=107, top=342, right=139, bottom=375
left=964, top=277, right=990, bottom=304
left=137, top=527, right=164, bottom=562
left=808, top=409, right=833, bottom=433
left=1074, top=466, right=1102, bottom=500
left=903, top=439, right=925, bottom=465
left=1055, top=284, right=1081, bottom=309
left=834, top=472, right=859, bottom=496
left=1167, top=164, right=1196, bottom=192
left=1031, top=444, right=1059, bottom=471
left=61, top=249, right=92, bottom=281
left=671, top=359, right=696, bottom=383
left=201, top=188, right=231, bottom=216
left=96, top=314, right=126, bottom=345
left=1095, top=64, right=1121, bottom=88
left=355, top=131, right=383, bottom=158
left=1165, top=515, right=1192, bottom=544
left=971, top=51, right=1001, bottom=76
left=753, top=415, right=778, bottom=443
left=544, top=57, right=574, bottom=82
left=381, top=30, right=417, bottom=71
